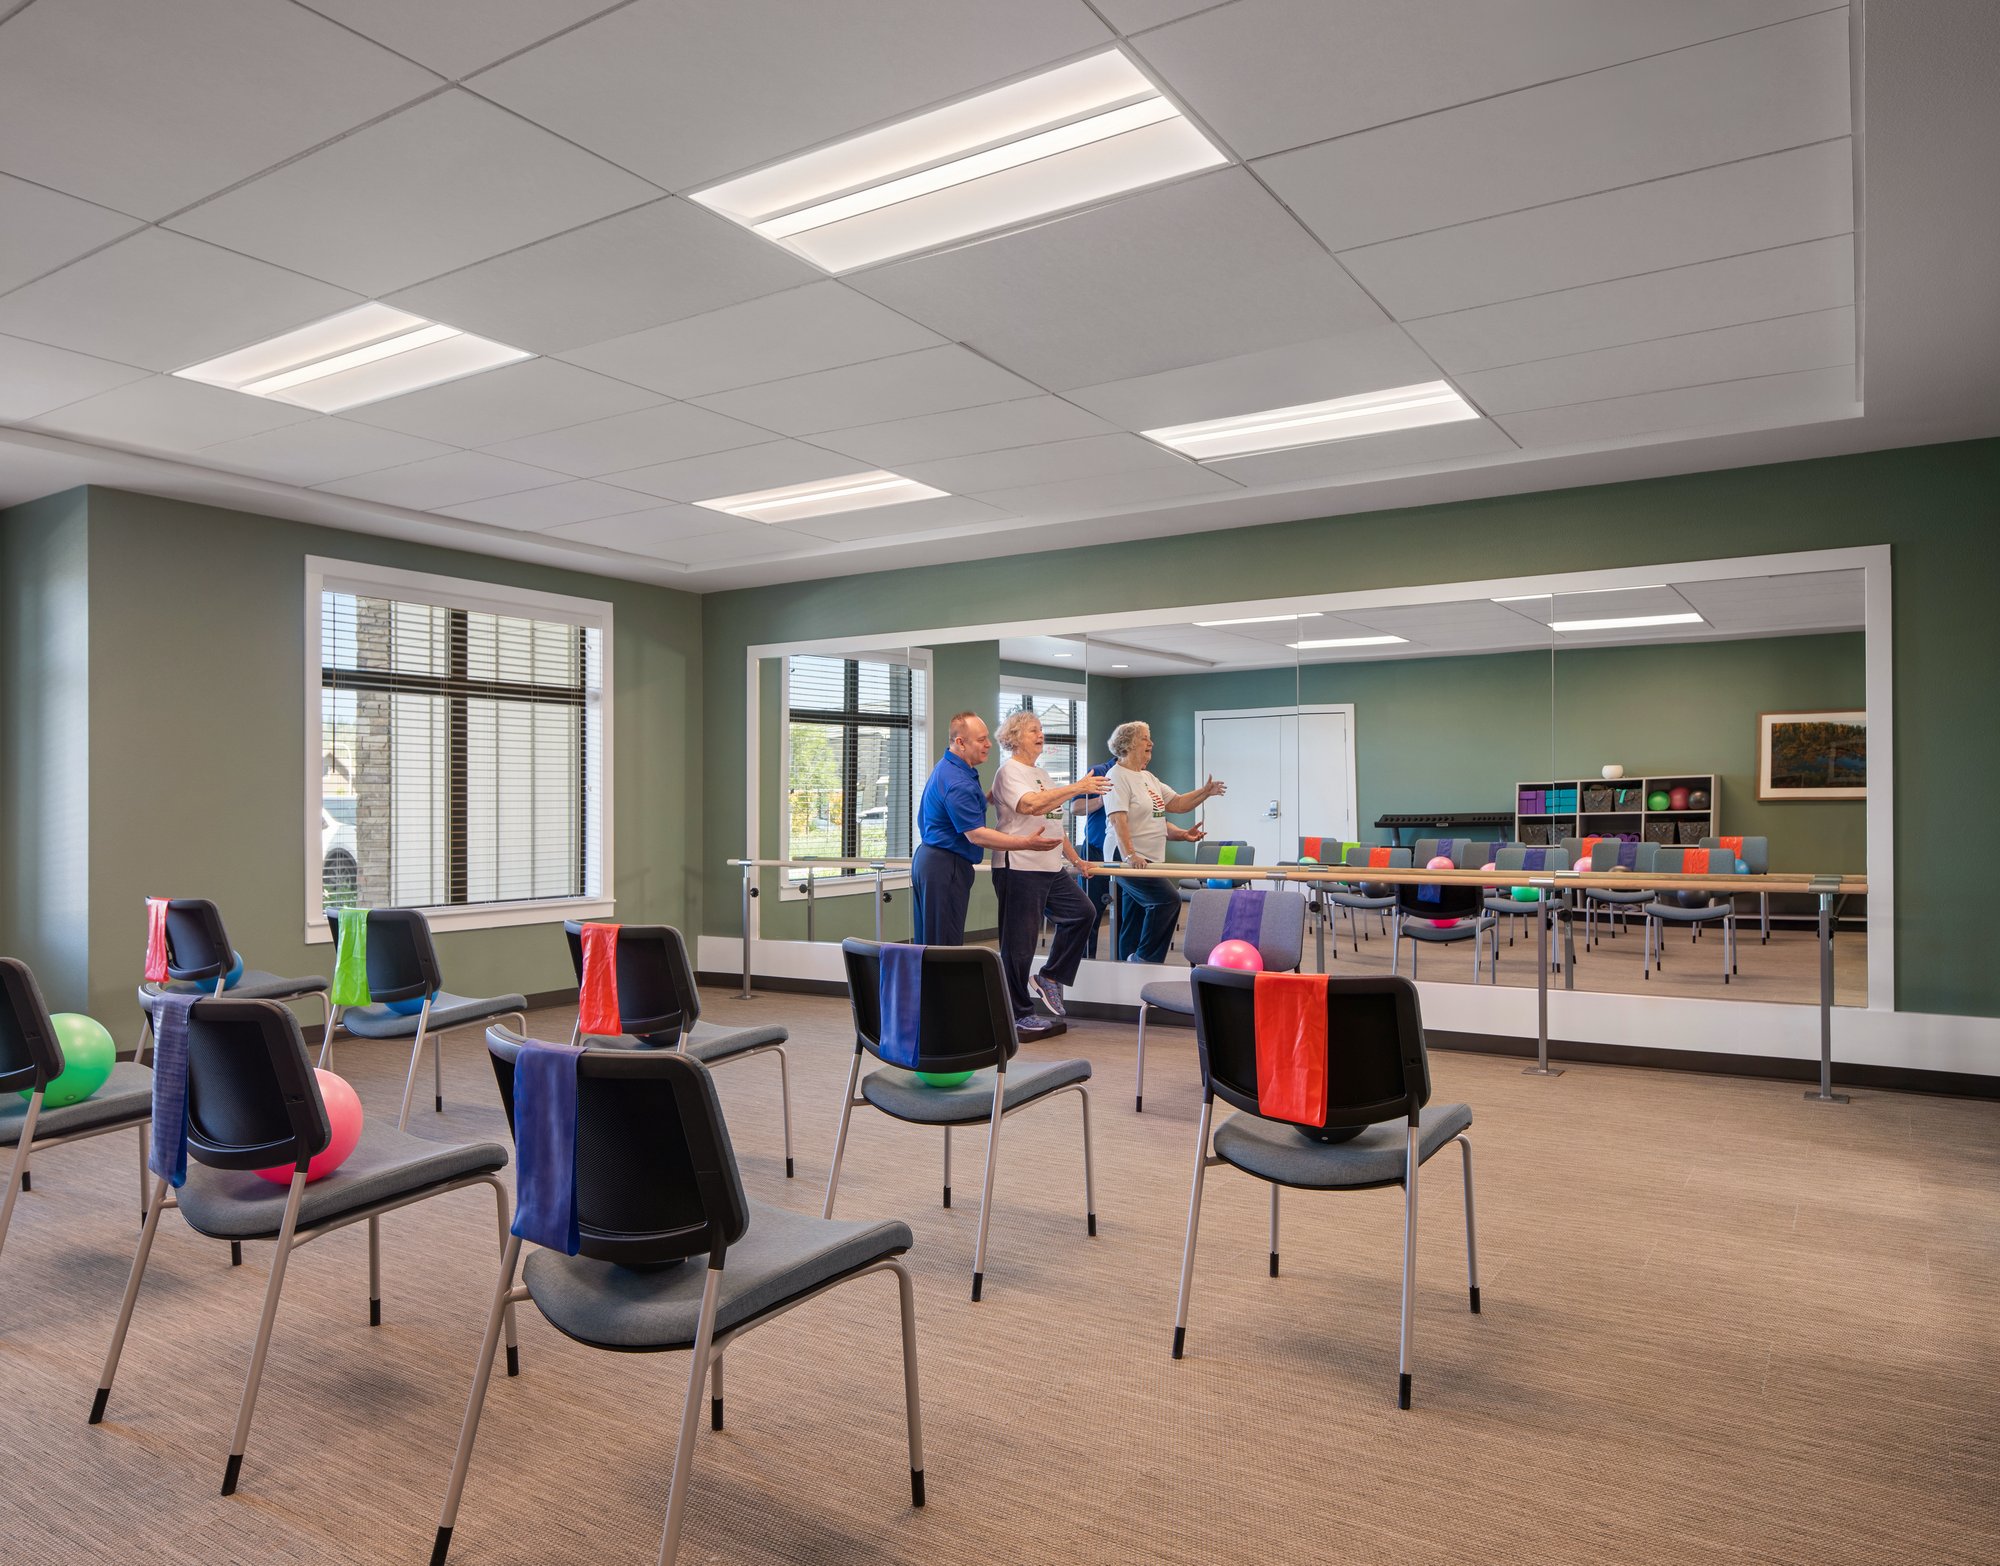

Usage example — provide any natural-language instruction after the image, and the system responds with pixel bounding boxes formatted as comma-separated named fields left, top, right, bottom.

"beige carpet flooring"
left=1, top=991, right=1993, bottom=1565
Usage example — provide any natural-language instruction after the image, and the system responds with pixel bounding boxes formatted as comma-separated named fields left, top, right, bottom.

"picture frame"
left=1758, top=709, right=1866, bottom=800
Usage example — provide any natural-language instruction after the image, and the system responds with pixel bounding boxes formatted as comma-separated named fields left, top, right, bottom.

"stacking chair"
left=564, top=921, right=793, bottom=1178
left=1412, top=836, right=1488, bottom=867
left=1702, top=836, right=1771, bottom=943
left=325, top=909, right=526, bottom=1130
left=1329, top=845, right=1412, bottom=952
left=1, top=957, right=154, bottom=1265
left=1482, top=845, right=1573, bottom=952
left=829, top=940, right=1094, bottom=1301
left=1579, top=840, right=1657, bottom=947
left=1642, top=847, right=1737, bottom=983
left=435, top=1035, right=924, bottom=1566
left=1451, top=840, right=1507, bottom=870
left=93, top=994, right=513, bottom=1496
left=136, top=898, right=330, bottom=1062
left=1178, top=839, right=1253, bottom=903
left=1392, top=880, right=1499, bottom=983
left=1173, top=970, right=1478, bottom=1409
left=1134, top=888, right=1307, bottom=1113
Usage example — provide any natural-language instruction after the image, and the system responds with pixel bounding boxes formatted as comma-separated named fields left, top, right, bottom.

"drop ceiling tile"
left=0, top=229, right=360, bottom=372
left=434, top=480, right=663, bottom=530
left=1507, top=585, right=1693, bottom=625
left=542, top=505, right=738, bottom=556
left=1133, top=0, right=1833, bottom=159
left=1095, top=0, right=1230, bottom=32
left=299, top=0, right=619, bottom=80
left=1404, top=237, right=1855, bottom=373
left=850, top=171, right=1387, bottom=389
left=787, top=495, right=1012, bottom=542
left=26, top=375, right=317, bottom=452
left=388, top=200, right=818, bottom=355
left=0, top=0, right=439, bottom=219
left=1495, top=364, right=1858, bottom=448
left=1458, top=307, right=1854, bottom=415
left=1678, top=571, right=1864, bottom=631
left=316, top=452, right=567, bottom=508
left=340, top=358, right=663, bottom=447
left=560, top=281, right=946, bottom=399
left=1204, top=418, right=1516, bottom=487
left=166, top=90, right=661, bottom=296
left=1256, top=11, right=1850, bottom=251
left=482, top=402, right=772, bottom=477
left=1340, top=600, right=1557, bottom=649
left=813, top=397, right=1119, bottom=468
left=603, top=441, right=866, bottom=503
left=1338, top=140, right=1854, bottom=320
left=467, top=0, right=1110, bottom=191
left=1062, top=324, right=1443, bottom=431
left=0, top=174, right=142, bottom=293
left=900, top=434, right=1191, bottom=494
left=655, top=525, right=825, bottom=566
left=198, top=418, right=456, bottom=485
left=0, top=336, right=151, bottom=422
left=691, top=346, right=1038, bottom=437
left=971, top=462, right=1240, bottom=517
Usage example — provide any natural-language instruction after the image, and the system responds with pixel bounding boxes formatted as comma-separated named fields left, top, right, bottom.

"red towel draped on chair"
left=144, top=897, right=171, bottom=983
left=578, top=922, right=623, bottom=1036
left=1366, top=846, right=1393, bottom=868
left=1718, top=835, right=1744, bottom=861
left=1300, top=836, right=1324, bottom=862
left=1253, top=972, right=1329, bottom=1125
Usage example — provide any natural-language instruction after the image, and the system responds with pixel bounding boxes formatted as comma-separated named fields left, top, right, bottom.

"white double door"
left=1195, top=706, right=1356, bottom=866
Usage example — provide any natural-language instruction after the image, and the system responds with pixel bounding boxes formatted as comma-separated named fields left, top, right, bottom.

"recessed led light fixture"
left=1145, top=381, right=1480, bottom=462
left=688, top=51, right=1227, bottom=272
left=1290, top=635, right=1409, bottom=650
left=1112, top=663, right=1129, bottom=669
left=1193, top=612, right=1324, bottom=627
left=175, top=303, right=530, bottom=412
left=695, top=470, right=947, bottom=525
left=1547, top=613, right=1705, bottom=633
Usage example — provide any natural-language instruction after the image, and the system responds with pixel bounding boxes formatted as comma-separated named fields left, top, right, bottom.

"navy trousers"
left=1116, top=871, right=1181, bottom=963
left=911, top=843, right=975, bottom=946
left=994, top=866, right=1095, bottom=1017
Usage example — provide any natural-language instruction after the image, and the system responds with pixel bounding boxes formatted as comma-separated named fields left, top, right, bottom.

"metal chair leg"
left=1457, top=1133, right=1480, bottom=1313
left=969, top=1073, right=1007, bottom=1301
left=434, top=1020, right=444, bottom=1113
left=221, top=1170, right=309, bottom=1494
left=1398, top=1123, right=1419, bottom=1410
left=1268, top=1184, right=1280, bottom=1277
left=822, top=1052, right=863, bottom=1219
left=91, top=1171, right=173, bottom=1425
left=1078, top=1086, right=1096, bottom=1238
left=774, top=1045, right=794, bottom=1179
left=942, top=1126, right=952, bottom=1208
left=891, top=1259, right=927, bottom=1508
left=1134, top=1003, right=1149, bottom=1113
left=710, top=1351, right=725, bottom=1431
left=317, top=998, right=339, bottom=1071
left=657, top=1264, right=723, bottom=1566
left=396, top=997, right=435, bottom=1131
left=432, top=1235, right=525, bottom=1566
left=1172, top=1098, right=1214, bottom=1359
left=0, top=1093, right=42, bottom=1262
left=368, top=1216, right=381, bottom=1325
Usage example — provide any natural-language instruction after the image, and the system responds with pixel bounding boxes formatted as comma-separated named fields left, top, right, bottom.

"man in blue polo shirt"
left=1073, top=751, right=1116, bottom=959
left=914, top=711, right=1060, bottom=946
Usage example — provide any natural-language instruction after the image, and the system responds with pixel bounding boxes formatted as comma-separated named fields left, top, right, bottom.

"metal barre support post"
left=1523, top=880, right=1562, bottom=1078
left=1806, top=884, right=1848, bottom=1104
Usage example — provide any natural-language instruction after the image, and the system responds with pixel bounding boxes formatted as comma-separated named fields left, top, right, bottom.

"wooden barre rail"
left=1082, top=864, right=1867, bottom=896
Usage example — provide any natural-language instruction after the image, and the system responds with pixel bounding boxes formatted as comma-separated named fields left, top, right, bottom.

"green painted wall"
left=701, top=438, right=2000, bottom=1018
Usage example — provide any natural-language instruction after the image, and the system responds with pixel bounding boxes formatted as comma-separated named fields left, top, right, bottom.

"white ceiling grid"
left=0, top=0, right=1973, bottom=587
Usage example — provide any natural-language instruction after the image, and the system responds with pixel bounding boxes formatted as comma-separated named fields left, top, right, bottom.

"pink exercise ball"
left=1433, top=919, right=1460, bottom=929
left=1209, top=939, right=1264, bottom=973
left=256, top=1068, right=363, bottom=1185
left=1480, top=862, right=1498, bottom=873
left=1426, top=855, right=1454, bottom=870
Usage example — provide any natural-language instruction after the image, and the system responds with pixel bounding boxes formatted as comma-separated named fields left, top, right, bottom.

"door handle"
left=1266, top=800, right=1280, bottom=818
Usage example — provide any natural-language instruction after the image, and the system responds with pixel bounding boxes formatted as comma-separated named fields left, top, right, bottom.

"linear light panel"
left=1290, top=635, right=1409, bottom=650
left=175, top=304, right=530, bottom=412
left=1193, top=612, right=1323, bottom=627
left=689, top=51, right=1227, bottom=272
left=1145, top=381, right=1480, bottom=462
left=1547, top=613, right=1705, bottom=633
left=1493, top=584, right=1666, bottom=603
left=695, top=470, right=947, bottom=525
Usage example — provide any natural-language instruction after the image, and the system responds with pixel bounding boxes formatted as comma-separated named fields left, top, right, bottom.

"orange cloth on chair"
left=1253, top=972, right=1329, bottom=1125
left=1578, top=836, right=1603, bottom=866
left=1300, top=836, right=1323, bottom=862
left=578, top=922, right=622, bottom=1036
left=144, top=897, right=171, bottom=984
left=1681, top=849, right=1711, bottom=874
left=1718, top=835, right=1744, bottom=860
left=1367, top=846, right=1393, bottom=868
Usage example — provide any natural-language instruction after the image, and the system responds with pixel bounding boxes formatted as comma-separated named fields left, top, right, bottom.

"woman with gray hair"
left=1101, top=720, right=1225, bottom=962
left=989, top=707, right=1110, bottom=1033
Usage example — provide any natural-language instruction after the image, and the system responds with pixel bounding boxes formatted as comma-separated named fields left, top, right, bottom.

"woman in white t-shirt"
left=990, top=708, right=1111, bottom=1032
left=1100, top=720, right=1226, bottom=962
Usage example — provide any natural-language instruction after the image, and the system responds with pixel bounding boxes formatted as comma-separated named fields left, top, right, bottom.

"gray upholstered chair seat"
left=683, top=1019, right=787, bottom=1061
left=861, top=1058, right=1091, bottom=1125
left=1138, top=980, right=1194, bottom=1015
left=175, top=1119, right=507, bottom=1240
left=522, top=1200, right=913, bottom=1351
left=1644, top=898, right=1731, bottom=923
left=0, top=1061, right=153, bottom=1146
left=1213, top=1102, right=1472, bottom=1190
left=1583, top=888, right=1652, bottom=906
left=1330, top=887, right=1395, bottom=907
left=340, top=991, right=527, bottom=1038
left=1401, top=913, right=1496, bottom=943
left=145, top=970, right=328, bottom=1003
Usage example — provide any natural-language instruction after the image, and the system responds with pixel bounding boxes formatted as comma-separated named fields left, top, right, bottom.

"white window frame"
left=302, top=556, right=615, bottom=943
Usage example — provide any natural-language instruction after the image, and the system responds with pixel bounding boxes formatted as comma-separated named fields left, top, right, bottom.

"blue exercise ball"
left=192, top=950, right=245, bottom=993
left=385, top=992, right=435, bottom=1017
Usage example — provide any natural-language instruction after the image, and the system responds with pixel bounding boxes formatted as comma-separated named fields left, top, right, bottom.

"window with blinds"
left=315, top=570, right=607, bottom=919
left=785, top=654, right=925, bottom=882
left=998, top=685, right=1087, bottom=841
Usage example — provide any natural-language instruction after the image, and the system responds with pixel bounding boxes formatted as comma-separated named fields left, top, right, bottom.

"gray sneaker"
left=1016, top=1014, right=1058, bottom=1039
left=1030, top=972, right=1066, bottom=1017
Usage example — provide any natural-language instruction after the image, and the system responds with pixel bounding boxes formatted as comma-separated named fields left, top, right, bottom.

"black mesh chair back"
left=563, top=921, right=697, bottom=1041
left=323, top=908, right=442, bottom=1005
left=160, top=898, right=234, bottom=983
left=487, top=1033, right=750, bottom=1268
left=141, top=994, right=332, bottom=1174
left=0, top=956, right=63, bottom=1096
left=840, top=939, right=1014, bottom=1078
left=1396, top=880, right=1485, bottom=922
left=1190, top=969, right=1428, bottom=1139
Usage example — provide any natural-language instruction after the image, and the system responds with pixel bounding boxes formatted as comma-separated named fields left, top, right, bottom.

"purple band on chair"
left=1617, top=841, right=1640, bottom=869
left=1523, top=848, right=1547, bottom=871
left=1220, top=887, right=1267, bottom=947
left=511, top=1038, right=585, bottom=1255
left=878, top=944, right=924, bottom=1069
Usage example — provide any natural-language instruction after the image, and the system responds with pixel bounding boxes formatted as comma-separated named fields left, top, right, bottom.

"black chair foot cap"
left=435, top=1095, right=443, bottom=1113
left=942, top=1186, right=950, bottom=1209
left=1269, top=1252, right=1279, bottom=1278
left=506, top=1344, right=519, bottom=1377
left=88, top=1388, right=109, bottom=1425
left=1087, top=1213, right=1097, bottom=1238
left=221, top=1454, right=243, bottom=1496
left=1397, top=1373, right=1411, bottom=1411
left=911, top=1469, right=926, bottom=1508
left=711, top=1396, right=723, bottom=1431
left=1171, top=1326, right=1185, bottom=1360
left=430, top=1526, right=453, bottom=1566
left=370, top=1298, right=381, bottom=1326
left=1470, top=1285, right=1481, bottom=1314
left=1134, top=1095, right=1143, bottom=1113
left=18, top=1171, right=28, bottom=1192
left=785, top=1157, right=795, bottom=1179
left=230, top=1241, right=243, bottom=1266
left=970, top=1271, right=983, bottom=1303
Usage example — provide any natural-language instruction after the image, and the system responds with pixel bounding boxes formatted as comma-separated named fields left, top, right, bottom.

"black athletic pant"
left=994, top=865, right=1095, bottom=1017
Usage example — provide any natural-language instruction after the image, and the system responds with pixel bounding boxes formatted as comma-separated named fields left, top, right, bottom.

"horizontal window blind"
left=786, top=654, right=924, bottom=880
left=319, top=589, right=604, bottom=913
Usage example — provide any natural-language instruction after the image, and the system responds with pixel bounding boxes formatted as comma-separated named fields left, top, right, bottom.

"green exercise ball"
left=1646, top=790, right=1671, bottom=811
left=915, top=1070, right=973, bottom=1088
left=29, top=1014, right=117, bottom=1107
left=1510, top=885, right=1541, bottom=903
left=1298, top=855, right=1319, bottom=865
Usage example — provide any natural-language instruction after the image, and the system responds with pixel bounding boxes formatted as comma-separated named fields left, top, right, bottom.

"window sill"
left=304, top=895, right=615, bottom=944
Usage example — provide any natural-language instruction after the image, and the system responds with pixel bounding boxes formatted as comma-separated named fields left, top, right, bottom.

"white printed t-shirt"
left=991, top=757, right=1067, bottom=871
left=1106, top=765, right=1171, bottom=863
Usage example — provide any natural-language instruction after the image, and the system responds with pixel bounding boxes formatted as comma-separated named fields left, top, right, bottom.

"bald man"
left=911, top=711, right=1060, bottom=946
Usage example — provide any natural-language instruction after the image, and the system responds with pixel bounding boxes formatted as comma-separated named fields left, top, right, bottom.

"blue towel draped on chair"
left=1522, top=848, right=1547, bottom=871
left=878, top=944, right=924, bottom=1069
left=511, top=1039, right=585, bottom=1255
left=1218, top=888, right=1267, bottom=947
left=148, top=992, right=199, bottom=1189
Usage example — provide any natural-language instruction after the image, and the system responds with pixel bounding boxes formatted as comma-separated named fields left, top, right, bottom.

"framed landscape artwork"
left=1758, top=710, right=1867, bottom=800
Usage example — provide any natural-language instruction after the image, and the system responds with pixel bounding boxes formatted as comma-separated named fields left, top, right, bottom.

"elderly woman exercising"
left=1099, top=720, right=1226, bottom=963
